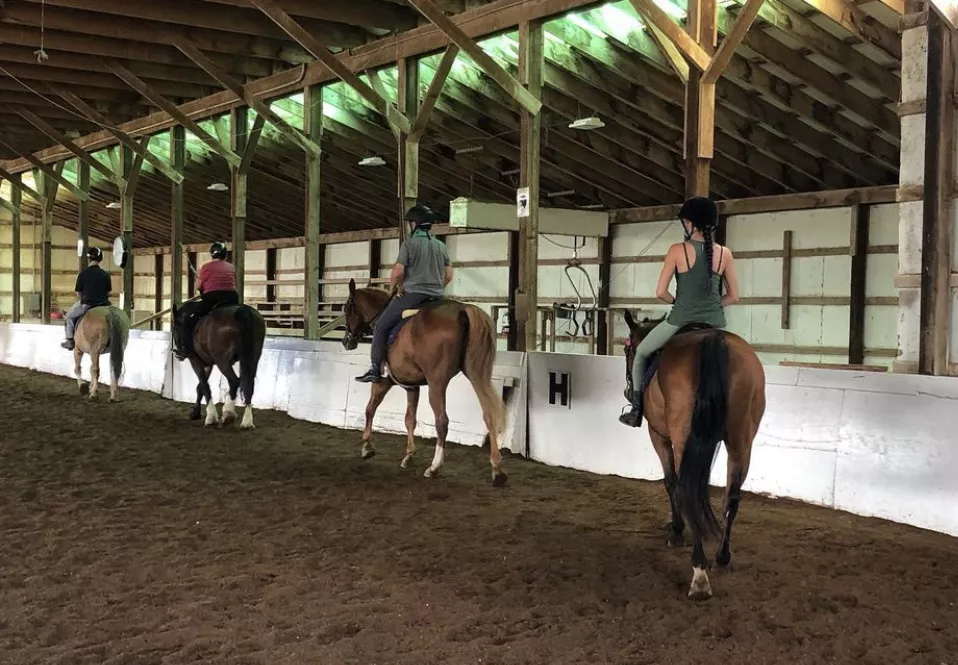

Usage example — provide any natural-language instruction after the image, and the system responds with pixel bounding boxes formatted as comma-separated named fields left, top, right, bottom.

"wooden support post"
left=517, top=20, right=543, bottom=352
left=596, top=235, right=612, bottom=355
left=685, top=0, right=717, bottom=197
left=11, top=174, right=21, bottom=323
left=120, top=146, right=137, bottom=318
left=919, top=10, right=955, bottom=375
left=187, top=251, right=197, bottom=298
left=781, top=229, right=792, bottom=329
left=848, top=204, right=869, bottom=365
left=170, top=125, right=185, bottom=308
left=304, top=84, right=323, bottom=340
left=398, top=57, right=420, bottom=233
left=266, top=248, right=277, bottom=303
left=153, top=253, right=164, bottom=331
left=39, top=171, right=55, bottom=324
left=507, top=230, right=520, bottom=351
left=231, top=107, right=249, bottom=304
left=78, top=162, right=90, bottom=272
left=369, top=239, right=382, bottom=285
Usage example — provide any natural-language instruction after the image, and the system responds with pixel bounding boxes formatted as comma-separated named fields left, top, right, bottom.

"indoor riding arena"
left=1, top=0, right=957, bottom=663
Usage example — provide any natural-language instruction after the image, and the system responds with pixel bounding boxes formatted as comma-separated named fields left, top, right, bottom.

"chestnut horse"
left=622, top=311, right=766, bottom=600
left=342, top=279, right=507, bottom=486
left=171, top=302, right=266, bottom=429
left=72, top=305, right=130, bottom=402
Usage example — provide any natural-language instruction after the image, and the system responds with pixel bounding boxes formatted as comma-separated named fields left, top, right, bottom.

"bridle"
left=341, top=290, right=395, bottom=348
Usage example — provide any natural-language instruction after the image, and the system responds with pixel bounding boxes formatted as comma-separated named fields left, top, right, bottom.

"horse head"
left=342, top=279, right=370, bottom=351
left=622, top=310, right=665, bottom=386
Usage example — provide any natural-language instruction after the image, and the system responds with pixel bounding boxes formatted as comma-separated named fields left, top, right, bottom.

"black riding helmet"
left=87, top=246, right=103, bottom=262
left=678, top=196, right=718, bottom=232
left=404, top=203, right=437, bottom=231
left=210, top=241, right=228, bottom=259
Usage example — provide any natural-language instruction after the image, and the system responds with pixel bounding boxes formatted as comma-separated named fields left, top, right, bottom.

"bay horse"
left=622, top=311, right=766, bottom=600
left=171, top=302, right=266, bottom=429
left=72, top=305, right=130, bottom=402
left=341, top=279, right=507, bottom=486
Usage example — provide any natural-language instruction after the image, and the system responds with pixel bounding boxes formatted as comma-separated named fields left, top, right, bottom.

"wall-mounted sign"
left=516, top=187, right=530, bottom=219
left=548, top=370, right=571, bottom=408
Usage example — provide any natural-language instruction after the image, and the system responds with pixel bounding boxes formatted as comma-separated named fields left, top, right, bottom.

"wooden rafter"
left=248, top=0, right=410, bottom=134
left=0, top=138, right=90, bottom=201
left=405, top=0, right=543, bottom=115
left=105, top=60, right=242, bottom=167
left=57, top=90, right=184, bottom=183
left=627, top=0, right=711, bottom=70
left=173, top=38, right=322, bottom=159
left=410, top=46, right=461, bottom=142
left=646, top=23, right=690, bottom=83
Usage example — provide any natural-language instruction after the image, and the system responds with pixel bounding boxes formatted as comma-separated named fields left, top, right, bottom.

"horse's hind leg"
left=716, top=442, right=751, bottom=567
left=361, top=381, right=392, bottom=459
left=88, top=351, right=101, bottom=400
left=73, top=347, right=88, bottom=396
left=401, top=387, right=420, bottom=469
left=424, top=380, right=449, bottom=479
left=650, top=429, right=684, bottom=547
left=217, top=361, right=240, bottom=426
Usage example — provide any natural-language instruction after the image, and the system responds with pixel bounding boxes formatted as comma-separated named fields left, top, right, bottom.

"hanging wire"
left=33, top=0, right=49, bottom=63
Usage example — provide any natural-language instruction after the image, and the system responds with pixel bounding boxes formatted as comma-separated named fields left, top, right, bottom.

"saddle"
left=636, top=322, right=716, bottom=395
left=386, top=297, right=444, bottom=345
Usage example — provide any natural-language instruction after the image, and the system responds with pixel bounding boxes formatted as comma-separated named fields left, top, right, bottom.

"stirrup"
left=618, top=404, right=643, bottom=428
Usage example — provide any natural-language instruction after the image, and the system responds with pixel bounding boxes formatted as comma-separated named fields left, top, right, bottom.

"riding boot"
left=61, top=339, right=75, bottom=350
left=619, top=389, right=644, bottom=428
left=355, top=365, right=383, bottom=383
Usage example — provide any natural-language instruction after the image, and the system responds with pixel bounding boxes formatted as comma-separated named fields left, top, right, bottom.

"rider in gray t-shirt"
left=355, top=204, right=453, bottom=383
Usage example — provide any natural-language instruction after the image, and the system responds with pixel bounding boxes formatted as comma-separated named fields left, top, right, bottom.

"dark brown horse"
left=623, top=311, right=766, bottom=600
left=171, top=302, right=266, bottom=429
left=342, top=279, right=507, bottom=486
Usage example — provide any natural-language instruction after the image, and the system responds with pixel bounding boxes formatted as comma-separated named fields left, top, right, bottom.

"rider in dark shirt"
left=61, top=247, right=112, bottom=350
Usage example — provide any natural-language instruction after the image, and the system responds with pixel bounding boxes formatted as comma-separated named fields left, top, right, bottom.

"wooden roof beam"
left=105, top=60, right=242, bottom=168
left=405, top=0, right=542, bottom=115
left=248, top=0, right=410, bottom=134
left=703, top=0, right=765, bottom=85
left=646, top=23, right=690, bottom=83
left=766, top=0, right=901, bottom=60
left=173, top=38, right=322, bottom=159
left=409, top=46, right=460, bottom=142
left=195, top=0, right=418, bottom=30
left=627, top=0, right=712, bottom=70
left=0, top=138, right=90, bottom=201
left=15, top=0, right=370, bottom=47
left=0, top=166, right=44, bottom=203
left=9, top=106, right=124, bottom=187
left=58, top=90, right=184, bottom=183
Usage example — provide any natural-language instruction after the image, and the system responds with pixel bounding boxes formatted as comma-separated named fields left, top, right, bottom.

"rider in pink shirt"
left=174, top=241, right=240, bottom=360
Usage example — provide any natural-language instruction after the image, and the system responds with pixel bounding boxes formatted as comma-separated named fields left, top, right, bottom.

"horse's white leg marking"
left=89, top=353, right=100, bottom=399
left=240, top=405, right=255, bottom=429
left=688, top=566, right=712, bottom=601
left=423, top=443, right=445, bottom=478
left=222, top=395, right=237, bottom=422
left=74, top=349, right=84, bottom=392
left=205, top=401, right=221, bottom=426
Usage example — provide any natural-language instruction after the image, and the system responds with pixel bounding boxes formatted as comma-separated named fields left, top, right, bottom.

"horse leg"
left=108, top=352, right=120, bottom=403
left=361, top=381, right=392, bottom=459
left=716, top=444, right=751, bottom=567
left=188, top=361, right=211, bottom=420
left=73, top=347, right=87, bottom=396
left=217, top=362, right=240, bottom=426
left=400, top=387, right=420, bottom=469
left=424, top=381, right=449, bottom=479
left=88, top=350, right=101, bottom=400
left=650, top=429, right=684, bottom=547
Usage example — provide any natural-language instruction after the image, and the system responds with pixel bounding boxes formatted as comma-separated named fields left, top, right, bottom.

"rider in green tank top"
left=619, top=196, right=740, bottom=428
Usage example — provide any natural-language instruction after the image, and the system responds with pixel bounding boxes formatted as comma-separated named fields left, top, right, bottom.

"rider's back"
left=397, top=231, right=449, bottom=297
left=198, top=260, right=236, bottom=293
left=76, top=265, right=111, bottom=307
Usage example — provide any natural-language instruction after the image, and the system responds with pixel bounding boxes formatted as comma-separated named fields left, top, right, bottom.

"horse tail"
left=234, top=305, right=265, bottom=405
left=460, top=305, right=506, bottom=438
left=107, top=308, right=129, bottom=384
left=677, top=329, right=729, bottom=541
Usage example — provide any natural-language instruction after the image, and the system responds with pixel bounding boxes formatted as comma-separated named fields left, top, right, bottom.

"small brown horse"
left=72, top=305, right=130, bottom=402
left=623, top=311, right=766, bottom=600
left=171, top=302, right=266, bottom=429
left=342, top=279, right=507, bottom=485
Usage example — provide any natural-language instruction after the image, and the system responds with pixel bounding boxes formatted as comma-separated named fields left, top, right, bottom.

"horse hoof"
left=666, top=523, right=685, bottom=548
left=89, top=394, right=99, bottom=402
left=423, top=467, right=439, bottom=479
left=108, top=397, right=117, bottom=404
left=222, top=413, right=236, bottom=425
left=78, top=383, right=89, bottom=396
left=400, top=456, right=412, bottom=469
left=688, top=568, right=712, bottom=601
left=361, top=449, right=376, bottom=460
left=492, top=471, right=508, bottom=487
left=239, top=422, right=255, bottom=431
left=189, top=410, right=202, bottom=421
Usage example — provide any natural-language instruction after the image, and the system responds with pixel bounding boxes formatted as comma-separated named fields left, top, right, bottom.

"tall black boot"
left=619, top=389, right=644, bottom=428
